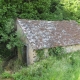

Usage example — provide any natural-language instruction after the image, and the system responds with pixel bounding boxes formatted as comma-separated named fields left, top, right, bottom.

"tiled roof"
left=17, top=19, right=80, bottom=50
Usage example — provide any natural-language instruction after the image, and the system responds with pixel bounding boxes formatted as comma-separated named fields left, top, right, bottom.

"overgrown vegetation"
left=1, top=50, right=80, bottom=80
left=0, top=58, right=3, bottom=74
left=48, top=46, right=64, bottom=56
left=36, top=49, right=45, bottom=60
left=0, top=0, right=80, bottom=79
left=36, top=46, right=64, bottom=60
left=0, top=0, right=80, bottom=57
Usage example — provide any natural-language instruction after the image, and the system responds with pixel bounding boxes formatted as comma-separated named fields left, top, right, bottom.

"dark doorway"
left=22, top=45, right=27, bottom=65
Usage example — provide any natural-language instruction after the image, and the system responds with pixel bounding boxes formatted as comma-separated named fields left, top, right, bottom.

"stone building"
left=17, top=19, right=80, bottom=65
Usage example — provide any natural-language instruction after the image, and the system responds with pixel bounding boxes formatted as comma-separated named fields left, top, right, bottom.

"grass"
left=1, top=50, right=80, bottom=80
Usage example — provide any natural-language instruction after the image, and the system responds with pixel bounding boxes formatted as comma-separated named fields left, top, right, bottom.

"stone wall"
left=17, top=22, right=80, bottom=65
left=29, top=45, right=80, bottom=64
left=64, top=45, right=80, bottom=53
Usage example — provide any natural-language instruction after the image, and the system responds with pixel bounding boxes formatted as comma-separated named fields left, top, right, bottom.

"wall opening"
left=22, top=45, right=27, bottom=65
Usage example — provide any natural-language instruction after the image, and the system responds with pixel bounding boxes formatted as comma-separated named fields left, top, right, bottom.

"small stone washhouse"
left=17, top=19, right=80, bottom=65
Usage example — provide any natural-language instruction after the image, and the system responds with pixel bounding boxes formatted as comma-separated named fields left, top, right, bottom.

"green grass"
left=1, top=51, right=80, bottom=80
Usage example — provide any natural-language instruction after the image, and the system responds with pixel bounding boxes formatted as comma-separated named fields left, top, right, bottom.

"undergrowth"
left=0, top=58, right=3, bottom=74
left=1, top=50, right=80, bottom=80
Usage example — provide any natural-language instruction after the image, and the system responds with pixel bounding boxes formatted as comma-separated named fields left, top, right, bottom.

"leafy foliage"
left=0, top=0, right=80, bottom=56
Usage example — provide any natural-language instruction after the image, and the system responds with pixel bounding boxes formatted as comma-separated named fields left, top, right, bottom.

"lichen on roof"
left=17, top=19, right=80, bottom=50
